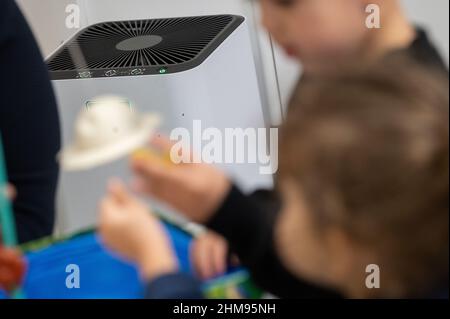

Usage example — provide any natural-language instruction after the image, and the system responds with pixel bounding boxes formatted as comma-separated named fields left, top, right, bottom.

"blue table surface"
left=1, top=223, right=197, bottom=299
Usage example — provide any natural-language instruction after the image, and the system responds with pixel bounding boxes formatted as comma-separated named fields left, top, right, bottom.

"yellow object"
left=131, top=148, right=172, bottom=166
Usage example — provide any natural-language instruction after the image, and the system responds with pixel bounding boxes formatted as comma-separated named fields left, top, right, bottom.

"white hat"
left=59, top=95, right=160, bottom=171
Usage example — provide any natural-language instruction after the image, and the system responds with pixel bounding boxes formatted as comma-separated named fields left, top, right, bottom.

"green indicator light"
left=159, top=67, right=168, bottom=74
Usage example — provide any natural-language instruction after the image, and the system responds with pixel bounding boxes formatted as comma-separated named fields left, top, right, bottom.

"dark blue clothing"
left=145, top=273, right=203, bottom=299
left=0, top=0, right=61, bottom=243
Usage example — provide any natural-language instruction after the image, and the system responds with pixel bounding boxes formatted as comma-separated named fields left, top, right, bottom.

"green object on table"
left=203, top=270, right=264, bottom=299
left=0, top=134, right=24, bottom=298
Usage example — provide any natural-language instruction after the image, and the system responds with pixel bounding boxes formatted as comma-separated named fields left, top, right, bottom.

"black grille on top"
left=47, top=15, right=244, bottom=80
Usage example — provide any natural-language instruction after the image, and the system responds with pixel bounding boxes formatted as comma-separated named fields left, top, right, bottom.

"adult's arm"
left=0, top=0, right=61, bottom=243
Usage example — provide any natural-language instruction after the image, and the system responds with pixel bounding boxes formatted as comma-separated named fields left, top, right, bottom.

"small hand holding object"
left=98, top=179, right=178, bottom=281
left=191, top=231, right=230, bottom=280
left=130, top=135, right=231, bottom=224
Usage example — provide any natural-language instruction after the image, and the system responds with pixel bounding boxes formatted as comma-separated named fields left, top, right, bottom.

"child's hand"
left=0, top=247, right=25, bottom=291
left=130, top=136, right=231, bottom=224
left=98, top=179, right=178, bottom=281
left=191, top=231, right=229, bottom=280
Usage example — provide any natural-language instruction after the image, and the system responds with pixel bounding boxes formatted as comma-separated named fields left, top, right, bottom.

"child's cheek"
left=275, top=206, right=310, bottom=277
left=275, top=203, right=331, bottom=287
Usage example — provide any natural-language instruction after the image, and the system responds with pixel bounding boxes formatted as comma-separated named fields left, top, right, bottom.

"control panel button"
left=130, top=68, right=145, bottom=76
left=105, top=70, right=117, bottom=77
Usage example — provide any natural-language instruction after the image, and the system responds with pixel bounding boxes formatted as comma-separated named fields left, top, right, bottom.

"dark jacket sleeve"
left=145, top=273, right=204, bottom=299
left=0, top=0, right=61, bottom=243
left=207, top=185, right=342, bottom=299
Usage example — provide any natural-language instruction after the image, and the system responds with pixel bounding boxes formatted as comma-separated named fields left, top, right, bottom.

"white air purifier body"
left=47, top=15, right=273, bottom=234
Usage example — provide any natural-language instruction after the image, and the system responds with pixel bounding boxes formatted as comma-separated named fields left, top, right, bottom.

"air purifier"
left=47, top=14, right=273, bottom=234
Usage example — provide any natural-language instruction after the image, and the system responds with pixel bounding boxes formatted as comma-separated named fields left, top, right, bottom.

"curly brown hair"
left=279, top=54, right=449, bottom=298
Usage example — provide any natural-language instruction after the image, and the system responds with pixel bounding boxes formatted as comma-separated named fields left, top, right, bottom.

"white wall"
left=402, top=0, right=449, bottom=65
left=16, top=0, right=76, bottom=56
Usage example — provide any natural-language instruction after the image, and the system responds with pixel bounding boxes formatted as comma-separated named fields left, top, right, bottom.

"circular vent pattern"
left=47, top=15, right=235, bottom=72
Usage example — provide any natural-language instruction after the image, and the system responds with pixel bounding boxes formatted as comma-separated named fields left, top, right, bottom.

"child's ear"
left=360, top=0, right=396, bottom=9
